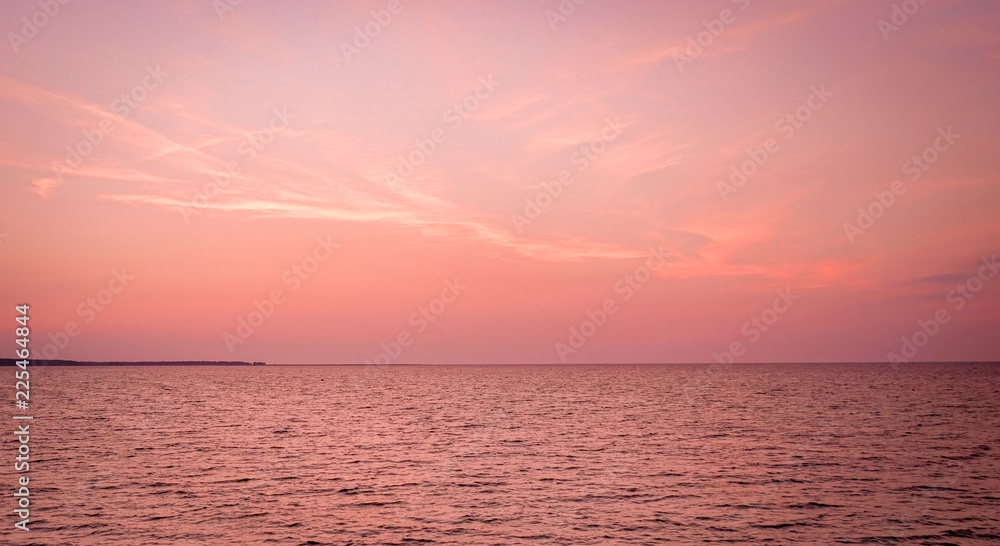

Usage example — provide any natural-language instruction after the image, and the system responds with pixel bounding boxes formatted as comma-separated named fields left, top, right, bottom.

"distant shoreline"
left=0, top=358, right=266, bottom=366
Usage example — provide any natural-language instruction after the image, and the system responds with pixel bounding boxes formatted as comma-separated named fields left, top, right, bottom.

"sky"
left=1, top=0, right=998, bottom=365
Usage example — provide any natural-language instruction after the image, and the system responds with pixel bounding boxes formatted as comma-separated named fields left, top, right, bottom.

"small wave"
left=752, top=522, right=812, bottom=529
left=789, top=502, right=841, bottom=508
left=209, top=477, right=254, bottom=484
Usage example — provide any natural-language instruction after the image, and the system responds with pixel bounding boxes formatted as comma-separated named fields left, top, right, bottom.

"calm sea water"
left=4, top=363, right=999, bottom=544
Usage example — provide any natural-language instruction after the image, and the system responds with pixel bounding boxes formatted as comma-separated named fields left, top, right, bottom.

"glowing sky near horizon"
left=1, top=0, right=998, bottom=364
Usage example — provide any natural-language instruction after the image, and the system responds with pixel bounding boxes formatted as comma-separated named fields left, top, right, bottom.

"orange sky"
left=1, top=0, right=998, bottom=364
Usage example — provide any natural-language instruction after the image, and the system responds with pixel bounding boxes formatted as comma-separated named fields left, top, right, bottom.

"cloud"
left=30, top=178, right=60, bottom=198
left=903, top=273, right=970, bottom=285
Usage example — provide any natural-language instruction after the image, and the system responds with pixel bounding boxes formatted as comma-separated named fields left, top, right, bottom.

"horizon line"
left=4, top=358, right=999, bottom=366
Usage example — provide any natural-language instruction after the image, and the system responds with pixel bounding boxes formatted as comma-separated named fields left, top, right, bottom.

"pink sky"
left=1, top=0, right=998, bottom=364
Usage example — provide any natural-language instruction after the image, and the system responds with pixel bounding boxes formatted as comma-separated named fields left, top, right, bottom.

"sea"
left=4, top=363, right=999, bottom=544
